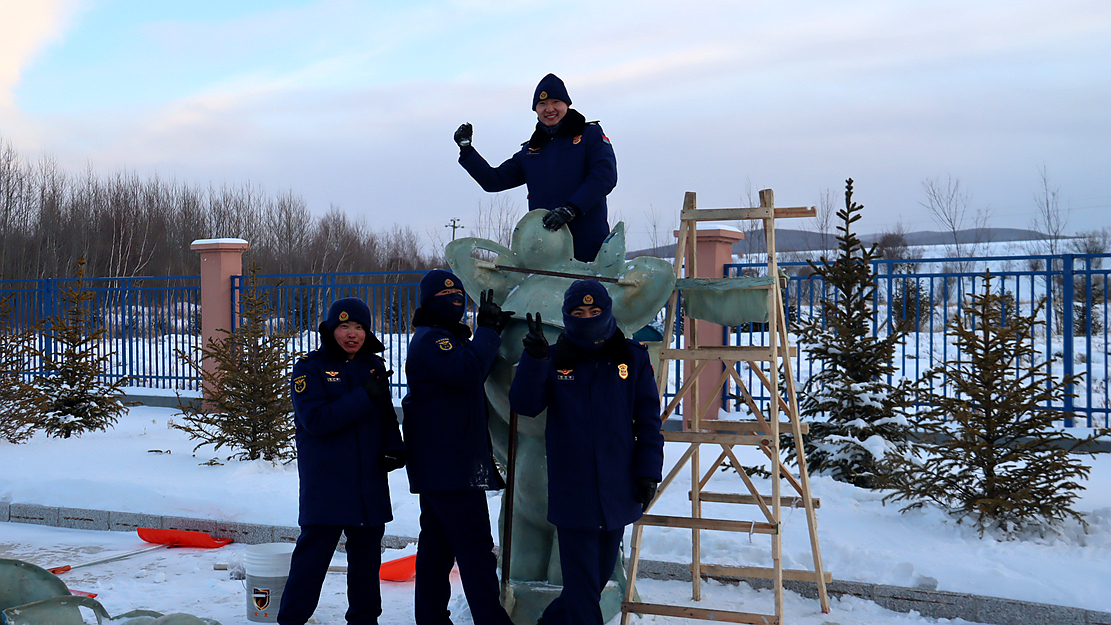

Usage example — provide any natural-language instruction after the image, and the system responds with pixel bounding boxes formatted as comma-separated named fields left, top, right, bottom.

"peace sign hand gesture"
left=522, top=312, right=550, bottom=360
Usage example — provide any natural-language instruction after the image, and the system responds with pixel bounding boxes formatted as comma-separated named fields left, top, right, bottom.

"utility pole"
left=446, top=218, right=465, bottom=241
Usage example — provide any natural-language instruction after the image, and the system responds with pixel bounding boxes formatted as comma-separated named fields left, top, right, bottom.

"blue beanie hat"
left=420, top=269, right=462, bottom=306
left=324, top=297, right=372, bottom=332
left=533, top=73, right=571, bottom=110
left=562, top=279, right=612, bottom=315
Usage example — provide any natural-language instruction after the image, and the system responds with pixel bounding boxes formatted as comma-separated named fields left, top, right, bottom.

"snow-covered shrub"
left=173, top=265, right=297, bottom=462
left=882, top=270, right=1106, bottom=537
left=788, top=179, right=915, bottom=489
left=31, top=258, right=133, bottom=439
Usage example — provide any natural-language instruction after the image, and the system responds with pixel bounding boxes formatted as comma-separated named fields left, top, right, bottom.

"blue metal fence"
left=0, top=276, right=201, bottom=390
left=718, top=252, right=1111, bottom=428
left=231, top=271, right=476, bottom=396
left=5, top=253, right=1108, bottom=427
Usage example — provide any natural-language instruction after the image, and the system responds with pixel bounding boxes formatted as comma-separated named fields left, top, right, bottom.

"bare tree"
left=807, top=187, right=837, bottom=254
left=920, top=175, right=990, bottom=268
left=734, top=177, right=765, bottom=260
left=1030, top=165, right=1069, bottom=257
left=472, top=193, right=518, bottom=249
left=640, top=203, right=675, bottom=258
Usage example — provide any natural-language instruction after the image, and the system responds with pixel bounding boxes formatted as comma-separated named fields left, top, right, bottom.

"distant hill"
left=627, top=227, right=1050, bottom=258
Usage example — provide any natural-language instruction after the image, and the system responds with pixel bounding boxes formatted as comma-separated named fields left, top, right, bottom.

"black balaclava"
left=420, top=269, right=466, bottom=323
left=561, top=279, right=616, bottom=352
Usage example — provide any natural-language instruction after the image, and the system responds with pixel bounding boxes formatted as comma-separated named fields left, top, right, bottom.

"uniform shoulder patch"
left=293, top=375, right=307, bottom=393
left=436, top=337, right=453, bottom=351
left=601, top=134, right=611, bottom=145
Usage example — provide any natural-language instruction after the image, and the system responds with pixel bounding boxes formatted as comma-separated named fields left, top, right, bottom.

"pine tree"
left=0, top=295, right=45, bottom=443
left=174, top=265, right=297, bottom=462
left=32, top=258, right=132, bottom=438
left=791, top=179, right=915, bottom=489
left=882, top=270, right=1104, bottom=537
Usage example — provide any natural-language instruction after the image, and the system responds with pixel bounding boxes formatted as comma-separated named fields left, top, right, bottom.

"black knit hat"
left=562, top=279, right=611, bottom=315
left=420, top=269, right=463, bottom=306
left=324, top=297, right=372, bottom=332
left=532, top=73, right=571, bottom=110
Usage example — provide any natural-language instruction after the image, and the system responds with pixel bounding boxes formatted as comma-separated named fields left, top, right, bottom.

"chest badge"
left=556, top=368, right=574, bottom=381
left=573, top=135, right=582, bottom=145
left=293, top=375, right=307, bottom=393
left=324, top=370, right=341, bottom=382
left=436, top=338, right=453, bottom=351
left=618, top=364, right=629, bottom=379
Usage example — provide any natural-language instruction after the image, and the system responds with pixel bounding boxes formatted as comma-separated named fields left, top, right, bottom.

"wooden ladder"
left=621, top=189, right=830, bottom=624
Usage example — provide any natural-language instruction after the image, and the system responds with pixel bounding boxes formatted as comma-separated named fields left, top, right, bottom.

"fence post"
left=1062, top=254, right=1075, bottom=426
left=190, top=238, right=250, bottom=404
left=39, top=279, right=55, bottom=366
left=686, top=226, right=744, bottom=418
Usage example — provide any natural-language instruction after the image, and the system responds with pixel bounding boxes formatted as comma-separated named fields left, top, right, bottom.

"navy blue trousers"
left=414, top=490, right=513, bottom=625
left=540, top=526, right=624, bottom=625
left=277, top=524, right=384, bottom=625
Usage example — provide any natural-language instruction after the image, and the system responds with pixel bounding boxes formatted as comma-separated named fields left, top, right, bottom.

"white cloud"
left=0, top=0, right=83, bottom=107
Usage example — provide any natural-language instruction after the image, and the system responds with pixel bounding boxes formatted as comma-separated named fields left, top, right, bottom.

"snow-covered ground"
left=2, top=404, right=1110, bottom=624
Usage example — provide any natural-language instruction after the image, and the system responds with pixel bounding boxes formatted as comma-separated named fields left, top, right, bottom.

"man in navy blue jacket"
left=278, top=297, right=405, bottom=625
left=454, top=73, right=618, bottom=263
left=402, top=269, right=514, bottom=625
left=509, top=279, right=664, bottom=625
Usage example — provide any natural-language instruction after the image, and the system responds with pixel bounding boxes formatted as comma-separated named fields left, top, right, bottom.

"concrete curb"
left=2, top=502, right=1109, bottom=625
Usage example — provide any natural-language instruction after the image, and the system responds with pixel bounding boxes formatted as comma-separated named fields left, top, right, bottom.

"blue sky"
left=2, top=0, right=1109, bottom=252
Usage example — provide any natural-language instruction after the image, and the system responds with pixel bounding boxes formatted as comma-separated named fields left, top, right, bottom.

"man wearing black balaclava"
left=509, top=279, right=664, bottom=624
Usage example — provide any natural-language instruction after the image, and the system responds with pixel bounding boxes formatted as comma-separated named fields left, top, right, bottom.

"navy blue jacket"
left=402, top=308, right=504, bottom=493
left=459, top=109, right=617, bottom=262
left=290, top=341, right=403, bottom=527
left=509, top=332, right=664, bottom=530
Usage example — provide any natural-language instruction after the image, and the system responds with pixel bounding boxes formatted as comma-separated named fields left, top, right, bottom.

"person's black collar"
left=528, top=108, right=588, bottom=149
left=552, top=327, right=630, bottom=369
left=412, top=307, right=472, bottom=339
left=318, top=322, right=386, bottom=360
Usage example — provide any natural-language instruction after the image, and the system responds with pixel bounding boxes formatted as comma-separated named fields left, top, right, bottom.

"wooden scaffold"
left=621, top=189, right=831, bottom=624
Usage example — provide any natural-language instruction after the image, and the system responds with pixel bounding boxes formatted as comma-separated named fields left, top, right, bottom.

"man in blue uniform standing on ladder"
left=455, top=73, right=618, bottom=263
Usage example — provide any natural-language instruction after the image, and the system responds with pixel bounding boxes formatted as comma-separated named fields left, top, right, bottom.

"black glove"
left=454, top=123, right=473, bottom=152
left=635, top=477, right=659, bottom=512
left=542, top=206, right=575, bottom=231
left=362, top=368, right=392, bottom=400
left=379, top=449, right=405, bottom=472
left=522, top=312, right=550, bottom=360
left=477, top=289, right=514, bottom=335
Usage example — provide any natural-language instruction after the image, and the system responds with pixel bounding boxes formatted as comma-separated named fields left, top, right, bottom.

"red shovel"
left=47, top=528, right=231, bottom=575
left=379, top=553, right=416, bottom=582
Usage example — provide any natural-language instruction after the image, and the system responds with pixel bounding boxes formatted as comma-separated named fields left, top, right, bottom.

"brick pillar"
left=678, top=227, right=744, bottom=422
left=191, top=238, right=250, bottom=400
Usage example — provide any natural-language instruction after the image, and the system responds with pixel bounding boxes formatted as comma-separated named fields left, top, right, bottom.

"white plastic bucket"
left=245, top=543, right=295, bottom=623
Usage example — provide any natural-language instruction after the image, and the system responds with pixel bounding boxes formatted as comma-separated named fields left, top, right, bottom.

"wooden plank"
left=709, top=421, right=809, bottom=435
left=623, top=602, right=780, bottom=625
left=774, top=205, right=817, bottom=219
left=637, top=514, right=777, bottom=534
left=678, top=206, right=815, bottom=222
left=660, top=346, right=797, bottom=361
left=693, top=491, right=821, bottom=508
left=699, top=564, right=833, bottom=584
left=663, top=431, right=772, bottom=447
left=681, top=207, right=772, bottom=221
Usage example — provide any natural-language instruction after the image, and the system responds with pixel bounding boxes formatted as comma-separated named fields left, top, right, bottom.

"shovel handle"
left=47, top=543, right=168, bottom=574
